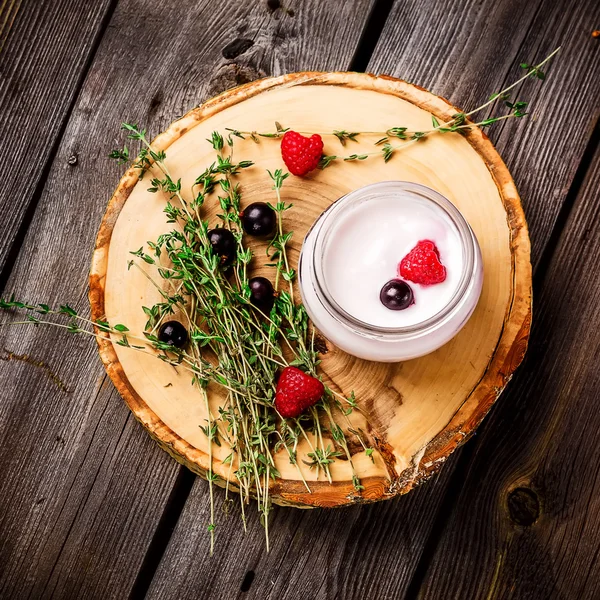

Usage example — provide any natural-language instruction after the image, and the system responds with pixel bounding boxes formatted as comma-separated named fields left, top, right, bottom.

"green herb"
left=107, top=127, right=363, bottom=551
left=333, top=130, right=360, bottom=145
left=224, top=47, right=560, bottom=168
left=108, top=146, right=129, bottom=164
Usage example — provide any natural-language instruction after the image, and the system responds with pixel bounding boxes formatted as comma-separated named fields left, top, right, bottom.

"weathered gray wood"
left=0, top=0, right=115, bottom=275
left=415, top=134, right=600, bottom=600
left=0, top=0, right=376, bottom=598
left=146, top=470, right=454, bottom=600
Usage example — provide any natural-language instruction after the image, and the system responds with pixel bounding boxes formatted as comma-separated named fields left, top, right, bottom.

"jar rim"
left=305, top=181, right=478, bottom=340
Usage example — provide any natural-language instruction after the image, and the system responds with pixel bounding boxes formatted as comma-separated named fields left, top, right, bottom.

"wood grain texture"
left=146, top=1, right=600, bottom=599
left=0, top=0, right=115, bottom=273
left=415, top=133, right=600, bottom=600
left=91, top=72, right=530, bottom=505
left=147, top=468, right=452, bottom=600
left=368, top=0, right=600, bottom=597
left=0, top=0, right=375, bottom=598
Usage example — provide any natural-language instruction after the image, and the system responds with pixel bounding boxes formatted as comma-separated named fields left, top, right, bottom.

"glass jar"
left=298, top=181, right=483, bottom=362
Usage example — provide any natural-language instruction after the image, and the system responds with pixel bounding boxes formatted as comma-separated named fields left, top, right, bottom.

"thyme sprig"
left=109, top=125, right=366, bottom=548
left=2, top=122, right=370, bottom=553
left=224, top=47, right=559, bottom=168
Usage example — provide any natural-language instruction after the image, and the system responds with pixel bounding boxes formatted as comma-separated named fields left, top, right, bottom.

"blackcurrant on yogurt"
left=298, top=181, right=483, bottom=362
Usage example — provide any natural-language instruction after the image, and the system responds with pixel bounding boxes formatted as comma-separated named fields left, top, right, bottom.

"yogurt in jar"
left=298, top=181, right=483, bottom=362
left=323, top=193, right=464, bottom=328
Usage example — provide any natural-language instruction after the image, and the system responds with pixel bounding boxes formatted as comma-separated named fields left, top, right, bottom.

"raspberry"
left=274, top=366, right=324, bottom=418
left=399, top=240, right=447, bottom=285
left=280, top=131, right=324, bottom=176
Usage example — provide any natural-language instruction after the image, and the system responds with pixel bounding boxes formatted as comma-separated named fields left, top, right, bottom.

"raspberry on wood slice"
left=275, top=366, right=325, bottom=418
left=280, top=131, right=324, bottom=176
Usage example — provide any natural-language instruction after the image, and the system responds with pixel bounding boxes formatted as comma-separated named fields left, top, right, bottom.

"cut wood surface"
left=0, top=0, right=375, bottom=598
left=92, top=72, right=530, bottom=507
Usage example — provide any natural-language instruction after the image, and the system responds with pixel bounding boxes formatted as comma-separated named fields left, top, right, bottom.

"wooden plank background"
left=419, top=137, right=600, bottom=599
left=0, top=0, right=116, bottom=277
left=0, top=0, right=598, bottom=598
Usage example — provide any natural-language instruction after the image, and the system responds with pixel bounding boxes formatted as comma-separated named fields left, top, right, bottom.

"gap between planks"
left=0, top=0, right=120, bottom=295
left=532, top=116, right=600, bottom=291
left=349, top=0, right=395, bottom=72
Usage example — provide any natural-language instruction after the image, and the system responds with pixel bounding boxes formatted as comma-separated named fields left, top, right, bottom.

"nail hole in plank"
left=240, top=570, right=255, bottom=592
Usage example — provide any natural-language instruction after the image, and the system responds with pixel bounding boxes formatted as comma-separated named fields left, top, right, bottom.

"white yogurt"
left=322, top=194, right=463, bottom=327
left=299, top=181, right=483, bottom=362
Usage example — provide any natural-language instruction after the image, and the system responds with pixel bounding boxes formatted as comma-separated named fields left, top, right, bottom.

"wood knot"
left=313, top=333, right=329, bottom=354
left=222, top=38, right=254, bottom=60
left=208, top=63, right=265, bottom=96
left=148, top=91, right=163, bottom=118
left=266, top=0, right=294, bottom=16
left=67, top=154, right=78, bottom=166
left=507, top=487, right=540, bottom=526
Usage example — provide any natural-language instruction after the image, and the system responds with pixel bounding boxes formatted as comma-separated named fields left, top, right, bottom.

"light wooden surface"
left=0, top=0, right=598, bottom=598
left=92, top=73, right=530, bottom=506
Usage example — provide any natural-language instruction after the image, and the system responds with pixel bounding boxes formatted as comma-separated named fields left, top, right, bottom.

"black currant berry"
left=158, top=321, right=188, bottom=348
left=380, top=279, right=414, bottom=311
left=207, top=228, right=237, bottom=265
left=249, top=276, right=275, bottom=313
left=241, top=202, right=276, bottom=237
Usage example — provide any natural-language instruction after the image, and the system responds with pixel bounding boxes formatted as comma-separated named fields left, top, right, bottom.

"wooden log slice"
left=89, top=72, right=531, bottom=508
